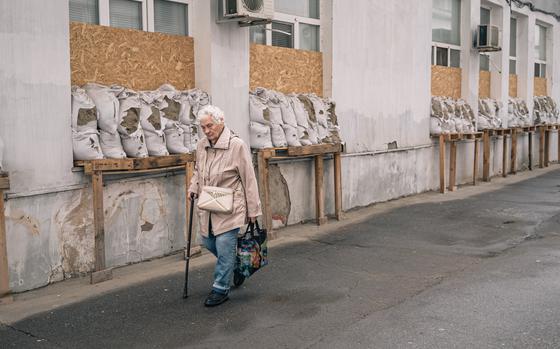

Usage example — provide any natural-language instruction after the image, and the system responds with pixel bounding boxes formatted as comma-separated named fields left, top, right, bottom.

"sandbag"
left=430, top=117, right=443, bottom=134
left=71, top=86, right=98, bottom=132
left=165, top=124, right=190, bottom=154
left=289, top=95, right=310, bottom=128
left=84, top=83, right=122, bottom=133
left=307, top=94, right=329, bottom=128
left=121, top=128, right=148, bottom=158
left=99, top=130, right=127, bottom=159
left=250, top=122, right=273, bottom=149
left=276, top=93, right=298, bottom=127
left=115, top=90, right=148, bottom=158
left=271, top=124, right=287, bottom=147
left=282, top=124, right=301, bottom=147
left=249, top=94, right=271, bottom=124
left=306, top=125, right=320, bottom=144
left=139, top=92, right=168, bottom=156
left=180, top=124, right=199, bottom=153
left=144, top=130, right=169, bottom=156
left=187, top=88, right=211, bottom=122
left=73, top=129, right=104, bottom=160
left=297, top=126, right=313, bottom=146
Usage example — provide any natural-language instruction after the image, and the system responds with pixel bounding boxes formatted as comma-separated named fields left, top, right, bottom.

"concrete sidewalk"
left=2, top=166, right=560, bottom=348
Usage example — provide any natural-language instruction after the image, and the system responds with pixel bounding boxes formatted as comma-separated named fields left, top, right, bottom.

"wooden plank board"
left=333, top=152, right=343, bottom=220
left=315, top=155, right=327, bottom=225
left=0, top=175, right=9, bottom=190
left=483, top=130, right=490, bottom=182
left=0, top=189, right=9, bottom=298
left=439, top=135, right=446, bottom=193
left=544, top=130, right=550, bottom=167
left=511, top=128, right=517, bottom=174
left=75, top=154, right=195, bottom=173
left=257, top=152, right=272, bottom=232
left=287, top=144, right=342, bottom=157
left=449, top=141, right=457, bottom=192
left=502, top=134, right=508, bottom=178
left=185, top=162, right=194, bottom=247
left=539, top=127, right=545, bottom=168
left=92, top=171, right=106, bottom=276
left=528, top=131, right=533, bottom=171
left=473, top=138, right=479, bottom=185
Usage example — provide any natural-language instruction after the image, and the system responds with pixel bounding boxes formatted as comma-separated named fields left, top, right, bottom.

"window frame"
left=80, top=0, right=191, bottom=35
left=509, top=16, right=517, bottom=75
left=431, top=42, right=461, bottom=68
left=251, top=11, right=321, bottom=52
left=534, top=22, right=548, bottom=78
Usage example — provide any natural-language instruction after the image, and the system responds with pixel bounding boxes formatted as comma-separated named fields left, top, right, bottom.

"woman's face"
left=200, top=115, right=224, bottom=144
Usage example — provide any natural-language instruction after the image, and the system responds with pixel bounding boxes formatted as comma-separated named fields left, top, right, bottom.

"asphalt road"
left=3, top=170, right=560, bottom=348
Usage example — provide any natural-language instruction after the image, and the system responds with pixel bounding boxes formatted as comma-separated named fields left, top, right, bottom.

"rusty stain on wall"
left=70, top=22, right=195, bottom=90
left=250, top=44, right=323, bottom=96
left=479, top=71, right=491, bottom=99
left=431, top=65, right=461, bottom=99
left=8, top=209, right=40, bottom=236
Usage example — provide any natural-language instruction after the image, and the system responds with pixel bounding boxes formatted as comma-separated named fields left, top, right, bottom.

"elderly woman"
left=188, top=105, right=262, bottom=307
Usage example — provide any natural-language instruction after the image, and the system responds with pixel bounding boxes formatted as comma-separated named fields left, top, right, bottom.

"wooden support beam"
left=449, top=141, right=457, bottom=192
left=91, top=170, right=111, bottom=284
left=483, top=130, right=490, bottom=182
left=257, top=151, right=272, bottom=232
left=473, top=138, right=479, bottom=185
left=0, top=188, right=10, bottom=301
left=544, top=130, right=550, bottom=167
left=558, top=130, right=560, bottom=164
left=528, top=131, right=533, bottom=170
left=333, top=152, right=343, bottom=220
left=502, top=135, right=508, bottom=177
left=185, top=162, right=194, bottom=247
left=511, top=128, right=517, bottom=174
left=539, top=126, right=545, bottom=168
left=314, top=155, right=327, bottom=225
left=439, top=135, right=446, bottom=193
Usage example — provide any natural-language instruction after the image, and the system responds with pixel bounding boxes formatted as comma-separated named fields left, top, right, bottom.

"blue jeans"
left=201, top=227, right=239, bottom=294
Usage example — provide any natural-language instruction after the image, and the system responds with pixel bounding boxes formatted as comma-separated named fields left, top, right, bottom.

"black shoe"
left=204, top=290, right=229, bottom=307
left=233, top=271, right=245, bottom=287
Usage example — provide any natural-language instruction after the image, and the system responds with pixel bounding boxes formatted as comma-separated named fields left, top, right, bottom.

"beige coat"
left=188, top=127, right=262, bottom=237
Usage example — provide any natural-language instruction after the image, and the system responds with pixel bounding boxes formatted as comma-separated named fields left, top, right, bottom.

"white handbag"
left=197, top=185, right=234, bottom=213
left=196, top=146, right=234, bottom=213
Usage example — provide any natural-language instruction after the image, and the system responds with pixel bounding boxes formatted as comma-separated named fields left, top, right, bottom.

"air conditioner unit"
left=476, top=25, right=501, bottom=52
left=217, top=0, right=274, bottom=27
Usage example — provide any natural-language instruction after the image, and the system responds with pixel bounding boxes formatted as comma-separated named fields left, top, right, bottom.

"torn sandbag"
left=165, top=123, right=190, bottom=154
left=187, top=88, right=211, bottom=123
left=99, top=130, right=127, bottom=159
left=282, top=124, right=302, bottom=147
left=139, top=92, right=169, bottom=156
left=180, top=124, right=200, bottom=153
left=71, top=86, right=98, bottom=132
left=307, top=94, right=329, bottom=128
left=289, top=94, right=310, bottom=128
left=250, top=122, right=273, bottom=149
left=115, top=89, right=148, bottom=158
left=249, top=93, right=271, bottom=124
left=297, top=126, right=313, bottom=146
left=83, top=83, right=122, bottom=134
left=277, top=93, right=298, bottom=127
left=73, top=129, right=103, bottom=160
left=271, top=123, right=288, bottom=147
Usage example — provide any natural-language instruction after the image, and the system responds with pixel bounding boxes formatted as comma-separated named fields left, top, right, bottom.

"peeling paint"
left=268, top=164, right=291, bottom=227
left=7, top=209, right=40, bottom=235
left=141, top=221, right=154, bottom=231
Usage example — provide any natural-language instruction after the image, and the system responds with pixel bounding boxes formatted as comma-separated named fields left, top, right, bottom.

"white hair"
left=197, top=105, right=225, bottom=125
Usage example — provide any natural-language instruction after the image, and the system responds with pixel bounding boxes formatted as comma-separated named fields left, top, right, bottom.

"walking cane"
left=183, top=193, right=195, bottom=298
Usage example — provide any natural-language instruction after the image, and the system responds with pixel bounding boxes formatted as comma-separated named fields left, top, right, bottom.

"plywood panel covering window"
left=250, top=44, right=323, bottom=96
left=509, top=74, right=518, bottom=98
left=70, top=22, right=195, bottom=90
left=534, top=77, right=547, bottom=96
left=431, top=65, right=461, bottom=99
left=479, top=71, right=491, bottom=99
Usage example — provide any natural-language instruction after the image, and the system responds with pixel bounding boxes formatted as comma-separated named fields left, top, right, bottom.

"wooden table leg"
left=529, top=131, right=533, bottom=170
left=539, top=126, right=545, bottom=168
left=439, top=135, right=446, bottom=193
left=333, top=152, right=343, bottom=220
left=449, top=141, right=457, bottom=192
left=257, top=151, right=272, bottom=232
left=502, top=135, right=508, bottom=178
left=91, top=170, right=112, bottom=284
left=483, top=130, right=490, bottom=182
left=557, top=130, right=560, bottom=164
left=473, top=138, right=479, bottom=185
left=545, top=129, right=550, bottom=167
left=0, top=189, right=11, bottom=303
left=314, top=155, right=327, bottom=225
left=185, top=162, right=194, bottom=252
left=511, top=129, right=517, bottom=174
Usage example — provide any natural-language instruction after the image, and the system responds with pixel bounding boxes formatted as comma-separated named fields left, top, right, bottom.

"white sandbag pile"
left=74, top=83, right=211, bottom=160
left=430, top=96, right=476, bottom=134
left=83, top=83, right=127, bottom=159
left=477, top=99, right=503, bottom=130
left=249, top=87, right=343, bottom=149
left=508, top=98, right=531, bottom=127
left=533, top=96, right=559, bottom=125
left=71, top=86, right=103, bottom=160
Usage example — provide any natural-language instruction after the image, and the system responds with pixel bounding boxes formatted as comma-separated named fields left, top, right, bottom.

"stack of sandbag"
left=533, top=96, right=559, bottom=125
left=430, top=96, right=476, bottom=134
left=157, top=85, right=190, bottom=154
left=508, top=98, right=531, bottom=127
left=288, top=94, right=315, bottom=145
left=477, top=99, right=503, bottom=130
left=83, top=83, right=127, bottom=159
left=139, top=91, right=169, bottom=156
left=325, top=98, right=342, bottom=144
left=71, top=86, right=103, bottom=160
left=184, top=88, right=210, bottom=151
left=114, top=88, right=149, bottom=158
left=299, top=94, right=332, bottom=143
left=249, top=89, right=275, bottom=148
